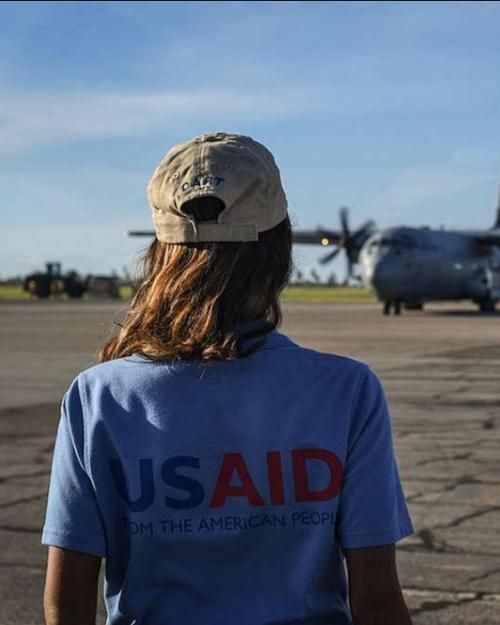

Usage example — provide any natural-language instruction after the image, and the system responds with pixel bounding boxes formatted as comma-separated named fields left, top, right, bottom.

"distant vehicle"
left=24, top=262, right=121, bottom=300
left=24, top=262, right=87, bottom=299
left=86, top=275, right=120, bottom=299
left=128, top=182, right=500, bottom=314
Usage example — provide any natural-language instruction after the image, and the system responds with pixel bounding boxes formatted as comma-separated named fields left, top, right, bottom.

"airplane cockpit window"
left=367, top=234, right=417, bottom=253
left=397, top=234, right=416, bottom=248
left=384, top=235, right=416, bottom=250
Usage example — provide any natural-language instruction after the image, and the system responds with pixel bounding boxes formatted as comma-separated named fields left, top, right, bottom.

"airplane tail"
left=493, top=178, right=500, bottom=229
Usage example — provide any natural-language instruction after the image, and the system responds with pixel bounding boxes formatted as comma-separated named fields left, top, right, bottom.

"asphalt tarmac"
left=1, top=299, right=499, bottom=624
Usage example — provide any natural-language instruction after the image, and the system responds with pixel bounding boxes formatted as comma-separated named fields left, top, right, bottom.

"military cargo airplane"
left=358, top=208, right=500, bottom=315
left=128, top=188, right=500, bottom=315
left=294, top=197, right=500, bottom=314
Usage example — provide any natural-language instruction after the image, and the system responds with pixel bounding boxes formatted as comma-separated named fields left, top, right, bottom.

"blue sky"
left=1, top=1, right=500, bottom=281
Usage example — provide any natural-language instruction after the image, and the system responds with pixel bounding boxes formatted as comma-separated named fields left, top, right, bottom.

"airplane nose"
left=370, top=262, right=394, bottom=296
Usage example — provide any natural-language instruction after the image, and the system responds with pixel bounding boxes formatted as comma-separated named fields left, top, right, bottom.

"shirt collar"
left=233, top=318, right=297, bottom=354
left=128, top=320, right=297, bottom=363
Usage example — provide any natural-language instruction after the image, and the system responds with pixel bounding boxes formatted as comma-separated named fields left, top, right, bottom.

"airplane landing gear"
left=405, top=301, right=424, bottom=310
left=383, top=300, right=402, bottom=315
left=478, top=298, right=497, bottom=312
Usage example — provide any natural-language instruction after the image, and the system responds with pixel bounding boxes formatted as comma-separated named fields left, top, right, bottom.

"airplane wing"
left=291, top=229, right=342, bottom=245
left=128, top=230, right=155, bottom=237
left=128, top=229, right=344, bottom=245
left=465, top=230, right=500, bottom=246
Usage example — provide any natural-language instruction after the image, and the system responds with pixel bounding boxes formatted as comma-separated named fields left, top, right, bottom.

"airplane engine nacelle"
left=467, top=266, right=493, bottom=300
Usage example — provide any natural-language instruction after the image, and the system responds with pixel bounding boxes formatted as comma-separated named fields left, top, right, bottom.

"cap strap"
left=195, top=222, right=258, bottom=242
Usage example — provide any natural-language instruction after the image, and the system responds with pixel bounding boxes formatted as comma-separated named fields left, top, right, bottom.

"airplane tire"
left=405, top=301, right=424, bottom=310
left=478, top=299, right=496, bottom=313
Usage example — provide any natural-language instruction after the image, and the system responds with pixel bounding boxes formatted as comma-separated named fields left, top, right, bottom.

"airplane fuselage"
left=358, top=226, right=500, bottom=307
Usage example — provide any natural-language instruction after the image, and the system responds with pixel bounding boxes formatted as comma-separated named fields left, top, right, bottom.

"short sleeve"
left=336, top=366, right=414, bottom=549
left=41, top=377, right=107, bottom=557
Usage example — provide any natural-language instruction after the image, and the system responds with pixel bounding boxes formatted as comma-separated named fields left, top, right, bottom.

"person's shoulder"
left=278, top=332, right=370, bottom=380
left=75, top=354, right=155, bottom=388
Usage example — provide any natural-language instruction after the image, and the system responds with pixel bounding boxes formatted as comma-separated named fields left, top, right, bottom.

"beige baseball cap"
left=146, top=132, right=288, bottom=243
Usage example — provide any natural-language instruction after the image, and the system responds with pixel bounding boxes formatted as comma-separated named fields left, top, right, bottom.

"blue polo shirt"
left=41, top=320, right=414, bottom=625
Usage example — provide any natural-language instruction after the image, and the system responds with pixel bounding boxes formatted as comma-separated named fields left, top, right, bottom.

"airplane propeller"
left=318, top=246, right=342, bottom=265
left=318, top=207, right=376, bottom=282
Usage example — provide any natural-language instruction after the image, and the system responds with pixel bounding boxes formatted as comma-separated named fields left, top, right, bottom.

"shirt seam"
left=338, top=525, right=414, bottom=547
left=77, top=374, right=90, bottom=473
left=252, top=343, right=298, bottom=353
left=349, top=363, right=369, bottom=431
left=338, top=522, right=413, bottom=539
left=42, top=529, right=107, bottom=557
left=42, top=527, right=106, bottom=540
left=74, top=375, right=110, bottom=555
left=127, top=340, right=298, bottom=363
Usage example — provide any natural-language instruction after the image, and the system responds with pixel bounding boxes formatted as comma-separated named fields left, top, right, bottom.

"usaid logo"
left=108, top=447, right=344, bottom=512
left=181, top=174, right=225, bottom=193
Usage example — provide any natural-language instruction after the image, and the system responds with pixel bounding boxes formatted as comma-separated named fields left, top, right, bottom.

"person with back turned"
left=41, top=132, right=414, bottom=625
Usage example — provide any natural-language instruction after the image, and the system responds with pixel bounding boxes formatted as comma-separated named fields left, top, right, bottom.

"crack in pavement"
left=0, top=402, right=59, bottom=419
left=405, top=473, right=489, bottom=503
left=403, top=586, right=500, bottom=601
left=405, top=476, right=500, bottom=486
left=416, top=452, right=473, bottom=467
left=410, top=527, right=459, bottom=554
left=0, top=469, right=50, bottom=484
left=398, top=543, right=500, bottom=558
left=0, top=524, right=41, bottom=534
left=0, top=433, right=53, bottom=440
left=0, top=493, right=47, bottom=509
left=466, top=566, right=500, bottom=584
left=401, top=506, right=500, bottom=557
left=0, top=560, right=44, bottom=572
left=433, top=504, right=500, bottom=530
left=408, top=593, right=485, bottom=616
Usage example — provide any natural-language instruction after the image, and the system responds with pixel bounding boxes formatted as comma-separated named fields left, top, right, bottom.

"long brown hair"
left=99, top=197, right=293, bottom=362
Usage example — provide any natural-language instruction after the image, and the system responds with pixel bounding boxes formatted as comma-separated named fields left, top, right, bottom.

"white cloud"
left=372, top=167, right=499, bottom=228
left=2, top=74, right=496, bottom=156
left=383, top=169, right=496, bottom=208
left=0, top=88, right=327, bottom=154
